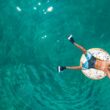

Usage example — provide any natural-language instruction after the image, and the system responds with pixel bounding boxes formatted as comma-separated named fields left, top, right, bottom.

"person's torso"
left=95, top=59, right=108, bottom=72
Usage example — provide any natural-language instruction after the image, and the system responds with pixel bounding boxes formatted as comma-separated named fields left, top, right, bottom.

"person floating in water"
left=58, top=35, right=110, bottom=78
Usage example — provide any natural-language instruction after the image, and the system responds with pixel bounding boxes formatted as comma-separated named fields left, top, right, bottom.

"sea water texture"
left=0, top=0, right=110, bottom=110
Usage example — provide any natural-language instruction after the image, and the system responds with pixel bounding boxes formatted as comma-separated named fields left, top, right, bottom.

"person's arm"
left=66, top=66, right=82, bottom=70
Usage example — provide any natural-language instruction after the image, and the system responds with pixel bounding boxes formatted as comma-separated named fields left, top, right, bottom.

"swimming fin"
left=58, top=66, right=66, bottom=72
left=68, top=34, right=75, bottom=44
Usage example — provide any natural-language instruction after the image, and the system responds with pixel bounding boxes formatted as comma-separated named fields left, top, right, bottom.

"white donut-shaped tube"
left=80, top=48, right=110, bottom=80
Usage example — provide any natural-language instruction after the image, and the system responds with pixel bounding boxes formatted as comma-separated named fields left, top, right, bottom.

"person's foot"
left=68, top=34, right=75, bottom=44
left=58, top=66, right=66, bottom=72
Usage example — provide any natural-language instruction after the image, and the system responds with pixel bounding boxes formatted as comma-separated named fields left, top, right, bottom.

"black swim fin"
left=58, top=66, right=66, bottom=72
left=68, top=34, right=75, bottom=44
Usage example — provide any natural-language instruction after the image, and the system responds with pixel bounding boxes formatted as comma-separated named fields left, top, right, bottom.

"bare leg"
left=66, top=66, right=82, bottom=70
left=73, top=42, right=87, bottom=54
left=58, top=65, right=82, bottom=72
left=68, top=35, right=87, bottom=54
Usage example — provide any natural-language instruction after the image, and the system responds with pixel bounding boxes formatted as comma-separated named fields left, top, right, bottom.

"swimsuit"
left=82, top=52, right=96, bottom=69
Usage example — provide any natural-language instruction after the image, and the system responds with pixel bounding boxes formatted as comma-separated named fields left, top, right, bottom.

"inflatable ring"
left=80, top=48, right=110, bottom=80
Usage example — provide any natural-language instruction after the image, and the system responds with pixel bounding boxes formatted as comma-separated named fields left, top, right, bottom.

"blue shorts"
left=82, top=52, right=96, bottom=69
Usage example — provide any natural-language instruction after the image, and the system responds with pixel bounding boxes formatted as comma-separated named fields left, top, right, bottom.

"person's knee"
left=83, top=49, right=87, bottom=54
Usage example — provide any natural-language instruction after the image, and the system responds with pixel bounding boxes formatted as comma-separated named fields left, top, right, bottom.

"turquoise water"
left=0, top=0, right=110, bottom=110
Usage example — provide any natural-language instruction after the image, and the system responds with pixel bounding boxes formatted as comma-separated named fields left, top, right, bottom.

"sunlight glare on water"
left=16, top=6, right=22, bottom=12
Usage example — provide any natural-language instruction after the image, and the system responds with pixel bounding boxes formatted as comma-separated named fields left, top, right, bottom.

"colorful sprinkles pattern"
left=80, top=48, right=110, bottom=80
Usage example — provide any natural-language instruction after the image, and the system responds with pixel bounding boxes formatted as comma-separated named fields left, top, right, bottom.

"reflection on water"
left=16, top=6, right=22, bottom=12
left=16, top=1, right=54, bottom=15
left=0, top=0, right=110, bottom=110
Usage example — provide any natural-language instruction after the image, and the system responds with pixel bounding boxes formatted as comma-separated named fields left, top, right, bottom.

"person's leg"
left=58, top=65, right=82, bottom=72
left=74, top=42, right=87, bottom=54
left=66, top=66, right=82, bottom=70
left=68, top=35, right=87, bottom=54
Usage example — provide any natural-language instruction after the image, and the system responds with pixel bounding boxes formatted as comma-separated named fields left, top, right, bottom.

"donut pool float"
left=80, top=48, right=110, bottom=80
